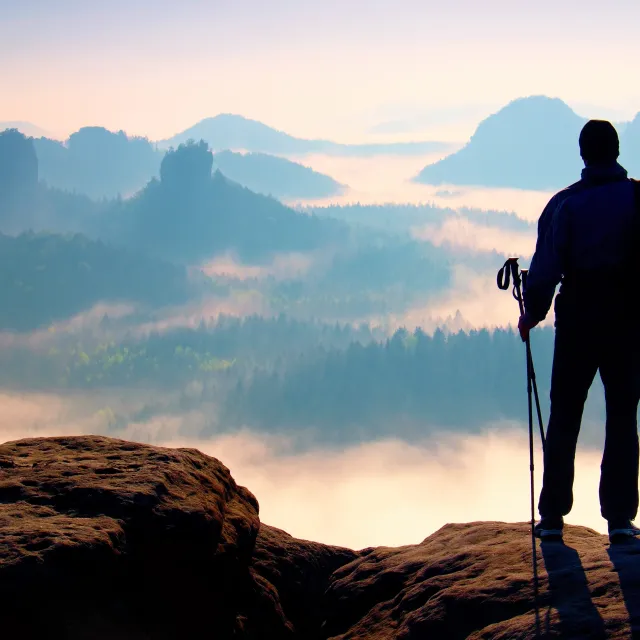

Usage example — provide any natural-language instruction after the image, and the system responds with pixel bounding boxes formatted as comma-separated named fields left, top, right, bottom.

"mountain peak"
left=415, top=95, right=587, bottom=190
left=500, top=94, right=576, bottom=112
left=161, top=115, right=450, bottom=157
left=470, top=95, right=582, bottom=138
left=195, top=113, right=265, bottom=126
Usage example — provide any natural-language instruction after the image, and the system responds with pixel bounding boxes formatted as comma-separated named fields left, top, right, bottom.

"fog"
left=0, top=122, right=618, bottom=557
left=129, top=292, right=268, bottom=337
left=201, top=251, right=318, bottom=281
left=0, top=291, right=270, bottom=350
left=0, top=303, right=136, bottom=350
left=0, top=389, right=609, bottom=549
left=199, top=428, right=605, bottom=549
left=285, top=152, right=553, bottom=222
left=411, top=217, right=536, bottom=257
left=358, top=265, right=553, bottom=334
left=0, top=259, right=541, bottom=351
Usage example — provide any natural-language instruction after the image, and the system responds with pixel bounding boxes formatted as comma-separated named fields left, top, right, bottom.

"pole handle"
left=497, top=257, right=520, bottom=291
left=497, top=258, right=525, bottom=316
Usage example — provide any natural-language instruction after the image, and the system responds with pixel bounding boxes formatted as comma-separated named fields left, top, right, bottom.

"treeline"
left=307, top=202, right=534, bottom=235
left=1, top=131, right=347, bottom=265
left=34, top=127, right=162, bottom=199
left=0, top=315, right=385, bottom=388
left=222, top=326, right=557, bottom=439
left=1, top=310, right=583, bottom=447
left=269, top=236, right=453, bottom=319
left=105, top=155, right=345, bottom=263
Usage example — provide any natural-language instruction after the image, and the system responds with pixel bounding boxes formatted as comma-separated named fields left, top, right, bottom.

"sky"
left=1, top=0, right=639, bottom=142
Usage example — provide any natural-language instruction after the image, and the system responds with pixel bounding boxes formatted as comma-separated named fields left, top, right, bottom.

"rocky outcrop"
left=323, top=522, right=640, bottom=638
left=253, top=524, right=359, bottom=638
left=0, top=436, right=356, bottom=639
left=0, top=435, right=264, bottom=638
left=1, top=436, right=639, bottom=639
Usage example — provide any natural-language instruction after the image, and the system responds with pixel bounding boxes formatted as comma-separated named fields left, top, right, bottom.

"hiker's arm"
left=523, top=196, right=569, bottom=323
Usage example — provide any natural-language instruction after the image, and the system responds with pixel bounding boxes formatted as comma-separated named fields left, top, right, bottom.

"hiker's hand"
left=518, top=314, right=538, bottom=342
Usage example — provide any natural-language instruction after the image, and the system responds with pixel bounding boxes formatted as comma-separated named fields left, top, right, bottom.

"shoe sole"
left=609, top=529, right=640, bottom=543
left=535, top=529, right=563, bottom=541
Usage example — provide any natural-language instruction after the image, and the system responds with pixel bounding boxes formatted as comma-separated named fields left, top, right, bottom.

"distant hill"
left=212, top=150, right=344, bottom=199
left=415, top=96, right=640, bottom=190
left=0, top=129, right=104, bottom=236
left=0, top=231, right=192, bottom=331
left=104, top=141, right=346, bottom=263
left=415, top=97, right=590, bottom=190
left=17, top=125, right=345, bottom=201
left=33, top=127, right=163, bottom=199
left=161, top=114, right=451, bottom=157
left=0, top=133, right=345, bottom=259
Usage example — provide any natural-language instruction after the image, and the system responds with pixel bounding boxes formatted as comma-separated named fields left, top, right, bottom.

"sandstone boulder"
left=323, top=521, right=640, bottom=639
left=2, top=437, right=640, bottom=639
left=0, top=435, right=262, bottom=638
left=252, top=524, right=359, bottom=638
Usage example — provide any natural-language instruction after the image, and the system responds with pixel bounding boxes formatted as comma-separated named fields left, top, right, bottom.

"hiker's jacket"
left=523, top=162, right=636, bottom=323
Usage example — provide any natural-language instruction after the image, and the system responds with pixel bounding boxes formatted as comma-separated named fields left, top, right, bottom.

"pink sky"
left=1, top=0, right=638, bottom=141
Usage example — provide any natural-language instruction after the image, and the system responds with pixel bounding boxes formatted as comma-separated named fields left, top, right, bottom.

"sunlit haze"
left=0, top=391, right=609, bottom=548
left=1, top=0, right=639, bottom=141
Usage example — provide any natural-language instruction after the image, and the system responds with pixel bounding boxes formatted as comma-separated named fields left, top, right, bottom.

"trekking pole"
left=496, top=258, right=546, bottom=449
left=497, top=257, right=546, bottom=640
left=520, top=269, right=546, bottom=452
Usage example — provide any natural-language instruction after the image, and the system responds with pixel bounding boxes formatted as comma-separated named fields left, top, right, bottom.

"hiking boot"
left=534, top=516, right=564, bottom=540
left=608, top=519, right=640, bottom=543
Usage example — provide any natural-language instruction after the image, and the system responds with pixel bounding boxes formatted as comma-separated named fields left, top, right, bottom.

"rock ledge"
left=1, top=436, right=638, bottom=639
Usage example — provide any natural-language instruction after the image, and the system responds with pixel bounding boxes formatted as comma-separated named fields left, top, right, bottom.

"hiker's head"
left=579, top=120, right=619, bottom=165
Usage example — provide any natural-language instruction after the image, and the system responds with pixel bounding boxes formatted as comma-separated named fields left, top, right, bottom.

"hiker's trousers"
left=538, top=296, right=640, bottom=522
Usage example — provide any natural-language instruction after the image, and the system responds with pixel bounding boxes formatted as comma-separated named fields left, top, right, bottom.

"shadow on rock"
left=607, top=538, right=640, bottom=639
left=541, top=541, right=606, bottom=639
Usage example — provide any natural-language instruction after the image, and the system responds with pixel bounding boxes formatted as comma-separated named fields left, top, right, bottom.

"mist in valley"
left=284, top=152, right=554, bottom=222
left=0, top=388, right=610, bottom=548
left=2, top=55, right=639, bottom=555
left=0, top=137, right=619, bottom=550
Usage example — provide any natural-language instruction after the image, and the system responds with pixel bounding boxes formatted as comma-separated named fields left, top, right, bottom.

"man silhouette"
left=519, top=120, right=640, bottom=542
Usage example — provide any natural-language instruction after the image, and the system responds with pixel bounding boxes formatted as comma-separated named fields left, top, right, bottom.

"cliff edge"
left=1, top=436, right=638, bottom=638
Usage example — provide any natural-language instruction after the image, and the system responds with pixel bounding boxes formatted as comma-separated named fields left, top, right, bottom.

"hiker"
left=518, top=120, right=640, bottom=542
